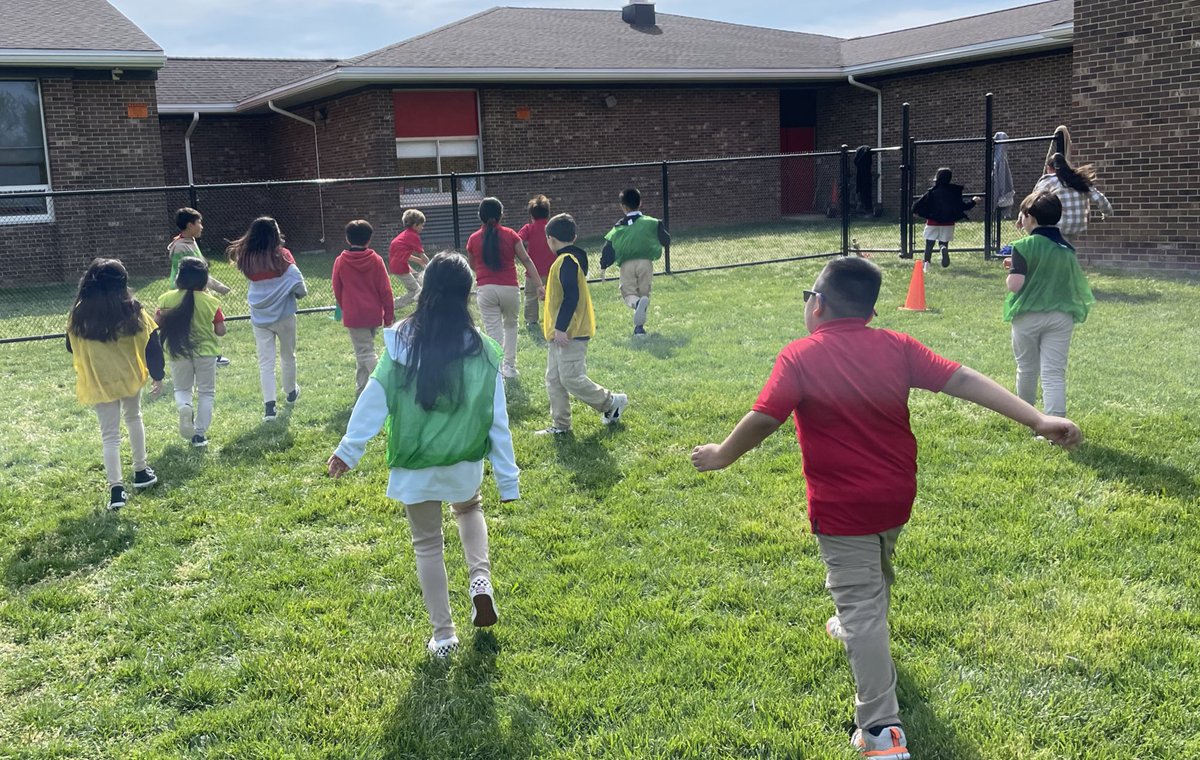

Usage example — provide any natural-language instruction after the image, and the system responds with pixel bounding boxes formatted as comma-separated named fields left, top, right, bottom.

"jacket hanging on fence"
left=1047, top=125, right=1072, bottom=166
left=992, top=131, right=1015, bottom=213
left=853, top=145, right=873, bottom=212
left=912, top=182, right=975, bottom=224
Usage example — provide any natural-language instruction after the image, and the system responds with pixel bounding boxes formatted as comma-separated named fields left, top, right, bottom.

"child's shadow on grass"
left=381, top=631, right=537, bottom=759
left=1092, top=288, right=1162, bottom=304
left=628, top=332, right=690, bottom=360
left=552, top=428, right=623, bottom=495
left=323, top=405, right=353, bottom=435
left=3, top=511, right=135, bottom=588
left=218, top=414, right=296, bottom=463
left=893, top=667, right=983, bottom=760
left=502, top=378, right=542, bottom=425
left=1070, top=442, right=1199, bottom=500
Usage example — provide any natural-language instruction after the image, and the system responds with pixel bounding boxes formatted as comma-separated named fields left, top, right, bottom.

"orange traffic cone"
left=898, top=260, right=928, bottom=311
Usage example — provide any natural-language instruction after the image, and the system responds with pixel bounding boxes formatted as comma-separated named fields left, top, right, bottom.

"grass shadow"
left=323, top=405, right=354, bottom=435
left=894, top=667, right=984, bottom=760
left=218, top=414, right=297, bottom=464
left=153, top=441, right=210, bottom=489
left=502, top=377, right=542, bottom=426
left=3, top=511, right=136, bottom=588
left=381, top=631, right=537, bottom=759
left=1070, top=442, right=1199, bottom=500
left=628, top=332, right=691, bottom=360
left=1092, top=288, right=1163, bottom=304
left=552, top=428, right=622, bottom=495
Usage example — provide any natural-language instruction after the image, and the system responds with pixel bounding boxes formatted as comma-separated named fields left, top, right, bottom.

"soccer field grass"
left=1, top=253, right=1198, bottom=758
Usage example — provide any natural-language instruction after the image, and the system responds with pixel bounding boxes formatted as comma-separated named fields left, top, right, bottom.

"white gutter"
left=184, top=111, right=199, bottom=186
left=0, top=49, right=165, bottom=68
left=159, top=103, right=239, bottom=115
left=846, top=75, right=882, bottom=211
left=268, top=100, right=326, bottom=243
left=843, top=33, right=1068, bottom=77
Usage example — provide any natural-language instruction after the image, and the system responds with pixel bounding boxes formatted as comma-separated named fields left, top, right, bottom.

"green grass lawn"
left=1, top=251, right=1199, bottom=759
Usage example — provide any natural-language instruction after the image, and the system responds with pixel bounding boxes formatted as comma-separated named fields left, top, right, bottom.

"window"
left=393, top=91, right=482, bottom=203
left=0, top=80, right=53, bottom=224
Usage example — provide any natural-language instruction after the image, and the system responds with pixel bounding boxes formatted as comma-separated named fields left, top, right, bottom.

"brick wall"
left=1071, top=0, right=1200, bottom=270
left=1, top=74, right=167, bottom=285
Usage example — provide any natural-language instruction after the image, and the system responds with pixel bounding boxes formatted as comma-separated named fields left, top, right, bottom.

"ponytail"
left=1049, top=152, right=1096, bottom=194
left=477, top=197, right=504, bottom=271
left=158, top=256, right=210, bottom=358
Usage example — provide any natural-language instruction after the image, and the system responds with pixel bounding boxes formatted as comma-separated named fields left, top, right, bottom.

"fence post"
left=839, top=145, right=850, bottom=256
left=661, top=161, right=671, bottom=274
left=188, top=184, right=198, bottom=211
left=907, top=136, right=917, bottom=256
left=899, top=103, right=910, bottom=257
left=983, top=92, right=994, bottom=260
left=450, top=172, right=461, bottom=250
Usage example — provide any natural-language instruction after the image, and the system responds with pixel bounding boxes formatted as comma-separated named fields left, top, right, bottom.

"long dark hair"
left=478, top=197, right=504, bottom=271
left=68, top=258, right=144, bottom=342
left=158, top=256, right=210, bottom=358
left=398, top=251, right=490, bottom=411
left=1049, top=152, right=1096, bottom=194
left=226, top=216, right=287, bottom=278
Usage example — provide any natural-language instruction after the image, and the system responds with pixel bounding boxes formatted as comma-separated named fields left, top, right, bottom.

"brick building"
left=3, top=0, right=1197, bottom=282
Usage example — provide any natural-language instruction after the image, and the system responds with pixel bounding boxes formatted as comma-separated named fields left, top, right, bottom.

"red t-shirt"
left=245, top=248, right=296, bottom=282
left=517, top=219, right=555, bottom=278
left=466, top=224, right=522, bottom=287
left=752, top=319, right=961, bottom=536
left=388, top=228, right=424, bottom=275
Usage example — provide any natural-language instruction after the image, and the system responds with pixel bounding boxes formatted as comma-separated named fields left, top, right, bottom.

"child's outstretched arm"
left=941, top=366, right=1082, bottom=448
left=208, top=276, right=231, bottom=296
left=486, top=371, right=520, bottom=502
left=691, top=411, right=783, bottom=471
left=328, top=378, right=389, bottom=477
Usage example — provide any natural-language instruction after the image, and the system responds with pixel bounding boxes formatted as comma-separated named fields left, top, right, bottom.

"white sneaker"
left=601, top=393, right=628, bottom=425
left=633, top=296, right=649, bottom=327
left=178, top=404, right=194, bottom=440
left=501, top=363, right=519, bottom=379
left=426, top=635, right=460, bottom=659
left=851, top=725, right=910, bottom=759
left=825, top=615, right=849, bottom=642
left=535, top=426, right=570, bottom=435
left=469, top=576, right=498, bottom=627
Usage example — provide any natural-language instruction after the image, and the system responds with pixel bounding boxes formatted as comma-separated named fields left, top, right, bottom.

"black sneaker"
left=941, top=246, right=950, bottom=268
left=215, top=355, right=231, bottom=367
left=191, top=434, right=208, bottom=448
left=286, top=386, right=300, bottom=404
left=108, top=485, right=128, bottom=510
left=132, top=467, right=158, bottom=489
left=263, top=401, right=277, bottom=421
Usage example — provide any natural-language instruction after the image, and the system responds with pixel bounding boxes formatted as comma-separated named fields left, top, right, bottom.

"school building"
left=0, top=0, right=1196, bottom=283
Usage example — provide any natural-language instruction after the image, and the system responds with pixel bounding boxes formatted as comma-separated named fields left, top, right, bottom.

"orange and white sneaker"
left=852, top=725, right=910, bottom=759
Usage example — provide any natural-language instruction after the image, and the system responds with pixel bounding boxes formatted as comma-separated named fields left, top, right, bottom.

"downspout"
left=268, top=99, right=326, bottom=243
left=847, top=75, right=882, bottom=211
left=184, top=111, right=199, bottom=186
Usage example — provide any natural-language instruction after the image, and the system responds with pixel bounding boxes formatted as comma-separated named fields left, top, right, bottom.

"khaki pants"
left=393, top=271, right=421, bottom=312
left=816, top=526, right=904, bottom=731
left=405, top=492, right=491, bottom=642
left=346, top=327, right=378, bottom=395
left=1011, top=310, right=1074, bottom=418
left=523, top=284, right=543, bottom=326
left=170, top=356, right=217, bottom=436
left=95, top=393, right=146, bottom=486
left=619, top=259, right=653, bottom=301
left=252, top=314, right=297, bottom=404
left=546, top=339, right=613, bottom=430
left=477, top=284, right=520, bottom=371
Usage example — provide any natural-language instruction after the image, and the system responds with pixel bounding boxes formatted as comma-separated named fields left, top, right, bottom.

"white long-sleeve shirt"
left=333, top=326, right=519, bottom=504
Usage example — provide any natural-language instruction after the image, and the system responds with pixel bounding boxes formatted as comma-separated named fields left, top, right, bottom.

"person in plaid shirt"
left=1034, top=152, right=1114, bottom=239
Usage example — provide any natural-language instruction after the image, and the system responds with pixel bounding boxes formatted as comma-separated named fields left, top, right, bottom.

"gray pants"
left=1011, top=310, right=1074, bottom=417
left=393, top=272, right=421, bottom=312
left=816, top=526, right=904, bottom=731
left=94, top=393, right=146, bottom=486
left=405, top=492, right=491, bottom=641
left=170, top=356, right=217, bottom=436
left=252, top=314, right=297, bottom=404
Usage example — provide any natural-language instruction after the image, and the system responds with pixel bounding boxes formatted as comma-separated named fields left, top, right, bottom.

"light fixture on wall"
left=111, top=68, right=123, bottom=81
left=604, top=94, right=618, bottom=109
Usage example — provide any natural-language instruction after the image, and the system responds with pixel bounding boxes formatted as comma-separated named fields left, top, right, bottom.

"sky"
left=108, top=0, right=1040, bottom=59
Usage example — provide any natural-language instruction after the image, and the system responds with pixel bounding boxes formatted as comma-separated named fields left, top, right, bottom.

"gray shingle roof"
left=346, top=7, right=843, bottom=70
left=157, top=58, right=337, bottom=105
left=841, top=0, right=1073, bottom=67
left=0, top=0, right=160, bottom=52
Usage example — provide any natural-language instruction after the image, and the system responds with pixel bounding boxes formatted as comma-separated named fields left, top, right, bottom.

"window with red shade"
left=393, top=90, right=482, bottom=202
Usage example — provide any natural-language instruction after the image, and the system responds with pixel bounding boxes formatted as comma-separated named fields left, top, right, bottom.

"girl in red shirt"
left=465, top=197, right=544, bottom=378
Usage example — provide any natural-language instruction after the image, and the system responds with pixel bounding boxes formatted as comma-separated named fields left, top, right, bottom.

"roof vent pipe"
left=622, top=2, right=656, bottom=27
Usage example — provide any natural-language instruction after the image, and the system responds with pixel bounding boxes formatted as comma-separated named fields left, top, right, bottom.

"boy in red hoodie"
left=517, top=195, right=556, bottom=333
left=333, top=220, right=395, bottom=395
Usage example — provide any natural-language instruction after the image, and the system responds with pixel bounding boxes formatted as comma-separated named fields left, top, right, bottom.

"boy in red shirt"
left=517, top=194, right=556, bottom=333
left=691, top=257, right=1081, bottom=759
left=388, top=209, right=430, bottom=312
left=333, top=220, right=395, bottom=395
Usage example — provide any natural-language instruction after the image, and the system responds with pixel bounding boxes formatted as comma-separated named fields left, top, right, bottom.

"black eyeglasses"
left=803, top=289, right=820, bottom=302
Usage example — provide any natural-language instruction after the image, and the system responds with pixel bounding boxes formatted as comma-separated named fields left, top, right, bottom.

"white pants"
left=253, top=314, right=297, bottom=403
left=393, top=272, right=421, bottom=312
left=1011, top=310, right=1074, bottom=418
left=477, top=284, right=519, bottom=371
left=170, top=356, right=217, bottom=436
left=95, top=393, right=146, bottom=486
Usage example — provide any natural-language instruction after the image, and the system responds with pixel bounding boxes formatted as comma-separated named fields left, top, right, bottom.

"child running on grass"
left=67, top=258, right=164, bottom=510
left=156, top=257, right=227, bottom=448
left=333, top=219, right=394, bottom=396
left=517, top=194, right=556, bottom=333
left=691, top=256, right=1082, bottom=760
left=537, top=212, right=627, bottom=435
left=388, top=209, right=429, bottom=312
left=168, top=207, right=231, bottom=366
left=226, top=216, right=307, bottom=421
left=327, top=251, right=518, bottom=659
left=600, top=188, right=670, bottom=336
left=908, top=168, right=981, bottom=270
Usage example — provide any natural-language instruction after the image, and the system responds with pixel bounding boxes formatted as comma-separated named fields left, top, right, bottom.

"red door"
left=780, top=127, right=815, bottom=214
